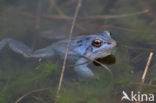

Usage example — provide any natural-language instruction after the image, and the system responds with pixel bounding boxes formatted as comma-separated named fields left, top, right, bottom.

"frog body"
left=0, top=30, right=116, bottom=77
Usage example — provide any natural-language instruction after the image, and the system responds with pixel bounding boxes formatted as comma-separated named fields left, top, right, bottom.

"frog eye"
left=92, top=39, right=103, bottom=47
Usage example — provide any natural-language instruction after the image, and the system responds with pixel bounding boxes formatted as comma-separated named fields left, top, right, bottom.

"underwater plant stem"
left=44, top=9, right=149, bottom=20
left=55, top=0, right=82, bottom=101
left=102, top=24, right=156, bottom=34
left=131, top=52, right=146, bottom=63
left=31, top=0, right=42, bottom=51
left=81, top=9, right=149, bottom=19
left=129, top=82, right=156, bottom=88
left=35, top=0, right=42, bottom=30
left=124, top=45, right=156, bottom=51
left=50, top=0, right=87, bottom=32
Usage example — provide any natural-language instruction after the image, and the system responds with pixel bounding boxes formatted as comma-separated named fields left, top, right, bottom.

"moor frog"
left=0, top=30, right=116, bottom=77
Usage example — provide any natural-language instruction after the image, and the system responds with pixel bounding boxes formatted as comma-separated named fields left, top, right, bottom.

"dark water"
left=0, top=0, right=156, bottom=103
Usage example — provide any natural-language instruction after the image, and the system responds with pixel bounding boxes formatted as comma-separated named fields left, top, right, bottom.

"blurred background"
left=0, top=0, right=156, bottom=103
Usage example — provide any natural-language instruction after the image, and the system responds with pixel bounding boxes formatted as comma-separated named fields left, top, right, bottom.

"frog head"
left=84, top=30, right=117, bottom=59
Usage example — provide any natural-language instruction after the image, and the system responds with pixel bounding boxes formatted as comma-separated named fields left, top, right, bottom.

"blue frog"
left=0, top=30, right=116, bottom=77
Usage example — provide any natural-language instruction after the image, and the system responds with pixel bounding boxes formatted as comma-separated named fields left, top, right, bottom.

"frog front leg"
left=74, top=58, right=94, bottom=77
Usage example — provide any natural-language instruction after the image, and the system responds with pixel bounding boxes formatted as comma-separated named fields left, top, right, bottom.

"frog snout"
left=111, top=40, right=117, bottom=47
left=106, top=41, right=112, bottom=44
left=105, top=40, right=116, bottom=47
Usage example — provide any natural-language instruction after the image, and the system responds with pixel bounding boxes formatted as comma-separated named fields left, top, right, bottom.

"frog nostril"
left=104, top=41, right=111, bottom=44
left=107, top=42, right=112, bottom=44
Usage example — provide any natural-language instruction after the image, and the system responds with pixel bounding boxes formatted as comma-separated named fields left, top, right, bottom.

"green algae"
left=152, top=76, right=156, bottom=82
left=55, top=70, right=112, bottom=103
left=37, top=62, right=59, bottom=76
left=0, top=59, right=59, bottom=103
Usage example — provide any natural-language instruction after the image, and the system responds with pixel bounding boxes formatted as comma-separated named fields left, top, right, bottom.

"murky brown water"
left=0, top=0, right=156, bottom=103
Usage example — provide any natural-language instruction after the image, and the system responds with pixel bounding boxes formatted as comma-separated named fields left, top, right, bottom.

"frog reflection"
left=93, top=55, right=116, bottom=66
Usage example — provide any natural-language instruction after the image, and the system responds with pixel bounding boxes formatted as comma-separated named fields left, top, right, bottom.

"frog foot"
left=74, top=58, right=94, bottom=77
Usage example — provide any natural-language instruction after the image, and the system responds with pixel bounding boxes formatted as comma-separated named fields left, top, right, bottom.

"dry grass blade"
left=141, top=52, right=153, bottom=83
left=134, top=52, right=153, bottom=103
left=137, top=52, right=153, bottom=87
left=15, top=88, right=51, bottom=103
left=55, top=0, right=82, bottom=101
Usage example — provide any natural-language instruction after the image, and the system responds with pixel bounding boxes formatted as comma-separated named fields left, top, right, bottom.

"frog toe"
left=74, top=65, right=94, bottom=77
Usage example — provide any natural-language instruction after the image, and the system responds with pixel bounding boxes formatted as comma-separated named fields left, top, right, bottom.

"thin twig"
left=45, top=14, right=73, bottom=20
left=49, top=0, right=87, bottom=32
left=15, top=88, right=51, bottom=103
left=55, top=0, right=82, bottom=101
left=45, top=9, right=149, bottom=20
left=20, top=11, right=156, bottom=34
left=131, top=52, right=146, bottom=62
left=71, top=50, right=112, bottom=75
left=133, top=52, right=153, bottom=103
left=129, top=82, right=156, bottom=88
left=81, top=9, right=149, bottom=19
left=35, top=0, right=42, bottom=30
left=124, top=45, right=156, bottom=51
left=102, top=24, right=156, bottom=34
left=145, top=42, right=156, bottom=45
left=21, top=9, right=150, bottom=21
left=69, top=61, right=92, bottom=67
left=50, top=0, right=67, bottom=16
left=61, top=0, right=76, bottom=6
left=31, top=0, right=42, bottom=51
left=141, top=52, right=153, bottom=83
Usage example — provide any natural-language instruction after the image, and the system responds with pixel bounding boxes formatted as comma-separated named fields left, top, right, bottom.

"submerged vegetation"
left=0, top=0, right=156, bottom=103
